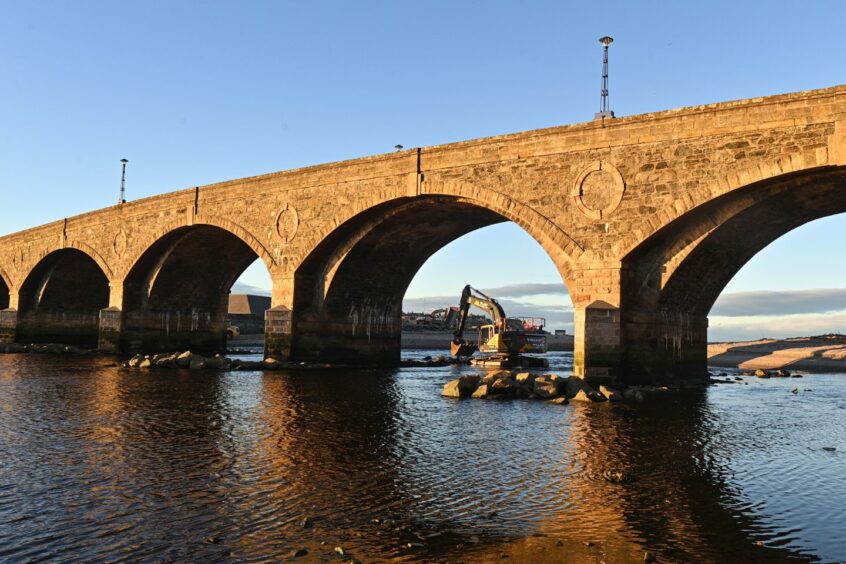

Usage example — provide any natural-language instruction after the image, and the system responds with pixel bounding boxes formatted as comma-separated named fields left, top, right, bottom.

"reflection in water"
left=0, top=352, right=843, bottom=562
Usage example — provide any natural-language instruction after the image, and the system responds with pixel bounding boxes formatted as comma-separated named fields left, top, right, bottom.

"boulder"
left=206, top=354, right=232, bottom=370
left=571, top=389, right=607, bottom=402
left=189, top=354, right=207, bottom=370
left=754, top=369, right=771, bottom=378
left=565, top=377, right=603, bottom=400
left=471, top=384, right=490, bottom=398
left=599, top=385, right=624, bottom=402
left=533, top=377, right=559, bottom=398
left=623, top=388, right=645, bottom=403
left=175, top=351, right=193, bottom=368
left=774, top=369, right=791, bottom=377
left=127, top=354, right=143, bottom=368
left=442, top=375, right=481, bottom=398
left=549, top=397, right=569, bottom=405
left=263, top=357, right=282, bottom=370
left=482, top=370, right=511, bottom=385
left=490, top=377, right=518, bottom=396
left=514, top=372, right=536, bottom=384
left=139, top=357, right=153, bottom=369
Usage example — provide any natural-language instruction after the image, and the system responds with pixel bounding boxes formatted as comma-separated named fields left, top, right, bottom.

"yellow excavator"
left=450, top=285, right=548, bottom=366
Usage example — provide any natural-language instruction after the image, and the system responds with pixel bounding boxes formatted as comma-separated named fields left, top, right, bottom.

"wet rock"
left=176, top=351, right=193, bottom=368
left=206, top=354, right=232, bottom=370
left=822, top=446, right=837, bottom=452
left=533, top=376, right=559, bottom=398
left=234, top=360, right=265, bottom=370
left=442, top=375, right=481, bottom=398
left=290, top=548, right=308, bottom=558
left=754, top=369, right=771, bottom=378
left=514, top=372, right=535, bottom=385
left=599, top=385, right=623, bottom=402
left=139, top=357, right=153, bottom=369
left=549, top=397, right=569, bottom=405
left=644, top=551, right=656, bottom=563
left=791, top=373, right=804, bottom=378
left=774, top=369, right=791, bottom=377
left=791, top=388, right=799, bottom=394
left=334, top=546, right=346, bottom=556
left=571, top=388, right=607, bottom=403
left=482, top=370, right=511, bottom=385
left=189, top=354, right=207, bottom=370
left=490, top=377, right=518, bottom=396
left=263, top=357, right=281, bottom=370
left=471, top=384, right=490, bottom=399
left=205, top=536, right=221, bottom=544
left=127, top=354, right=143, bottom=368
left=300, top=516, right=313, bottom=528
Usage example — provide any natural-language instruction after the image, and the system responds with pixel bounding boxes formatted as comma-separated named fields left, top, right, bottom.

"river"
left=0, top=351, right=844, bottom=562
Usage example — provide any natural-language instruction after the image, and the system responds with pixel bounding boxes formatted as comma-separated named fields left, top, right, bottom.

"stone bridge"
left=1, top=85, right=844, bottom=384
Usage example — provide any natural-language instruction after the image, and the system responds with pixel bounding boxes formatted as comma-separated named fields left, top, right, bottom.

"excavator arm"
left=451, top=285, right=506, bottom=358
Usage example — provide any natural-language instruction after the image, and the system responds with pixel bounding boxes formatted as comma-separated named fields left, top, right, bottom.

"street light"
left=595, top=36, right=615, bottom=120
left=119, top=158, right=128, bottom=204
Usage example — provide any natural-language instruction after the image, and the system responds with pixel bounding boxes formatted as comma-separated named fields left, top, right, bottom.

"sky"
left=1, top=1, right=845, bottom=341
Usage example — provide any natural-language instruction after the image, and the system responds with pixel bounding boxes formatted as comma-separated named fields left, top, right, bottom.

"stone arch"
left=617, top=151, right=833, bottom=260
left=122, top=215, right=274, bottom=281
left=120, top=222, right=271, bottom=354
left=16, top=247, right=111, bottom=346
left=0, top=267, right=10, bottom=310
left=620, top=165, right=846, bottom=381
left=295, top=178, right=582, bottom=281
left=291, top=181, right=579, bottom=365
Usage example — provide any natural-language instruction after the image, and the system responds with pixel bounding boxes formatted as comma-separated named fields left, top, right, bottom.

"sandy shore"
left=708, top=336, right=846, bottom=372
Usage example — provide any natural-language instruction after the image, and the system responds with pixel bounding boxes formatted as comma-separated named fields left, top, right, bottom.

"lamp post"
left=595, top=36, right=615, bottom=120
left=119, top=158, right=128, bottom=204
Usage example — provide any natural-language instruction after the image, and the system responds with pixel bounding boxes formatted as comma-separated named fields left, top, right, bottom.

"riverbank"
left=708, top=335, right=846, bottom=372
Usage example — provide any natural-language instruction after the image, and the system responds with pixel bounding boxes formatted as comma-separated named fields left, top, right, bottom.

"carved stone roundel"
left=572, top=161, right=626, bottom=220
left=275, top=205, right=299, bottom=243
left=113, top=230, right=128, bottom=258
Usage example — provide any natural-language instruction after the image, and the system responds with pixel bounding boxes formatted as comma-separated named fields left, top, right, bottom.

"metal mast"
left=595, top=36, right=615, bottom=120
left=119, top=159, right=128, bottom=204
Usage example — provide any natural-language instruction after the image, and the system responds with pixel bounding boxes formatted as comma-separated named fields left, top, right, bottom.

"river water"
left=0, top=351, right=844, bottom=563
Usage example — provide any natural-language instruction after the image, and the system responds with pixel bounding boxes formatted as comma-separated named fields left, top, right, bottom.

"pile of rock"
left=0, top=342, right=86, bottom=354
left=399, top=355, right=457, bottom=368
left=440, top=370, right=648, bottom=404
left=745, top=369, right=802, bottom=379
left=123, top=351, right=288, bottom=371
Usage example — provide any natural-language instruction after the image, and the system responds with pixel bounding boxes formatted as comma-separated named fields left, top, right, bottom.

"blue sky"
left=1, top=1, right=844, bottom=340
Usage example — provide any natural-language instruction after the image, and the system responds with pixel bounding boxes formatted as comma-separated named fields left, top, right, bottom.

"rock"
left=189, top=354, right=207, bottom=370
left=290, top=548, right=308, bottom=558
left=644, top=551, right=656, bottom=563
left=234, top=360, right=265, bottom=370
left=514, top=372, right=535, bottom=384
left=623, top=388, right=645, bottom=403
left=482, top=370, right=511, bottom=385
left=263, top=357, right=281, bottom=369
left=754, top=369, right=771, bottom=378
left=206, top=355, right=232, bottom=370
left=599, top=385, right=623, bottom=402
left=822, top=446, right=837, bottom=452
left=127, top=354, right=143, bottom=367
left=549, top=397, right=569, bottom=405
left=490, top=377, right=518, bottom=396
left=471, top=384, right=490, bottom=399
left=300, top=516, right=313, bottom=528
left=791, top=373, right=804, bottom=378
left=139, top=357, right=153, bottom=369
left=442, top=375, right=480, bottom=398
left=565, top=376, right=596, bottom=398
left=533, top=377, right=559, bottom=398
left=571, top=389, right=607, bottom=402
left=176, top=351, right=193, bottom=367
left=334, top=546, right=346, bottom=556
left=774, top=369, right=791, bottom=377
left=791, top=388, right=799, bottom=394
left=205, top=536, right=221, bottom=544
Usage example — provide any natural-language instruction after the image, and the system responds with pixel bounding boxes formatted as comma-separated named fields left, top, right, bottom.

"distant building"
left=228, top=294, right=271, bottom=335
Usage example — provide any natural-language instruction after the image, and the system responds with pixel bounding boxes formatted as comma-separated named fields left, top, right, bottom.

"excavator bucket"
left=451, top=339, right=477, bottom=358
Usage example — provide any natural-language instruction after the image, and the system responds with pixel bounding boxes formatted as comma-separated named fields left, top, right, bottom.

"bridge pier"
left=0, top=308, right=17, bottom=343
left=98, top=307, right=123, bottom=352
left=573, top=301, right=623, bottom=384
left=623, top=314, right=709, bottom=385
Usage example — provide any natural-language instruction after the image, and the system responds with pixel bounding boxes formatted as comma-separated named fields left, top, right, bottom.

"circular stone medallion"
left=275, top=205, right=299, bottom=243
left=571, top=161, right=626, bottom=220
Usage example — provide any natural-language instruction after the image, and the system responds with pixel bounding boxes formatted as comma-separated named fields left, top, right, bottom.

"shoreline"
left=707, top=336, right=846, bottom=372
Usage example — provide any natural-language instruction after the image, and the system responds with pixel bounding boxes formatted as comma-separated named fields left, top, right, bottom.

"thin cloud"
left=711, top=288, right=846, bottom=317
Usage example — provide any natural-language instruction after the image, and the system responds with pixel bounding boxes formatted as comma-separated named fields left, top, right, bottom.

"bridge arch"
left=620, top=165, right=846, bottom=380
left=0, top=268, right=10, bottom=310
left=16, top=247, right=111, bottom=346
left=120, top=223, right=269, bottom=353
left=291, top=185, right=577, bottom=364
